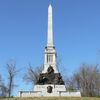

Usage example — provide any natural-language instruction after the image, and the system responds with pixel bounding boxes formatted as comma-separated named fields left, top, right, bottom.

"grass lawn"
left=0, top=97, right=100, bottom=100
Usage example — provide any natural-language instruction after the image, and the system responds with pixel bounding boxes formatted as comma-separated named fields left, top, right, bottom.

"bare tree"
left=23, top=64, right=43, bottom=85
left=73, top=63, right=100, bottom=97
left=0, top=74, right=3, bottom=96
left=0, top=74, right=8, bottom=97
left=6, top=62, right=18, bottom=97
left=0, top=74, right=2, bottom=85
left=64, top=76, right=78, bottom=92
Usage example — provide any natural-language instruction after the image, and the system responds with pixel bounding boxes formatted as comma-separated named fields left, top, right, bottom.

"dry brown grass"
left=0, top=97, right=100, bottom=100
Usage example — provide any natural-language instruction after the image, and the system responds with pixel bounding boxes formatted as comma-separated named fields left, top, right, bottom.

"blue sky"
left=0, top=0, right=100, bottom=96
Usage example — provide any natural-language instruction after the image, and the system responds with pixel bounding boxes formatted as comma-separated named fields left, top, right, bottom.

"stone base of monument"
left=18, top=84, right=81, bottom=97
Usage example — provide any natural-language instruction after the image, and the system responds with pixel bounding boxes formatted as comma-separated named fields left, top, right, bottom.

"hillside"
left=0, top=97, right=100, bottom=100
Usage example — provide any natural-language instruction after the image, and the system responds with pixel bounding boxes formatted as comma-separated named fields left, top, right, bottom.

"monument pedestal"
left=18, top=66, right=81, bottom=97
left=34, top=85, right=66, bottom=96
left=19, top=84, right=81, bottom=97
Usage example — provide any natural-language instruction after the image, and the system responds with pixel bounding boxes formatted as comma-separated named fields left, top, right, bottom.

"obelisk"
left=42, top=4, right=58, bottom=73
left=47, top=4, right=53, bottom=47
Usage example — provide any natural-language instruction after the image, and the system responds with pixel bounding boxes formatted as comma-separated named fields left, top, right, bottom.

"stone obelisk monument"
left=19, top=4, right=81, bottom=97
left=33, top=4, right=66, bottom=96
